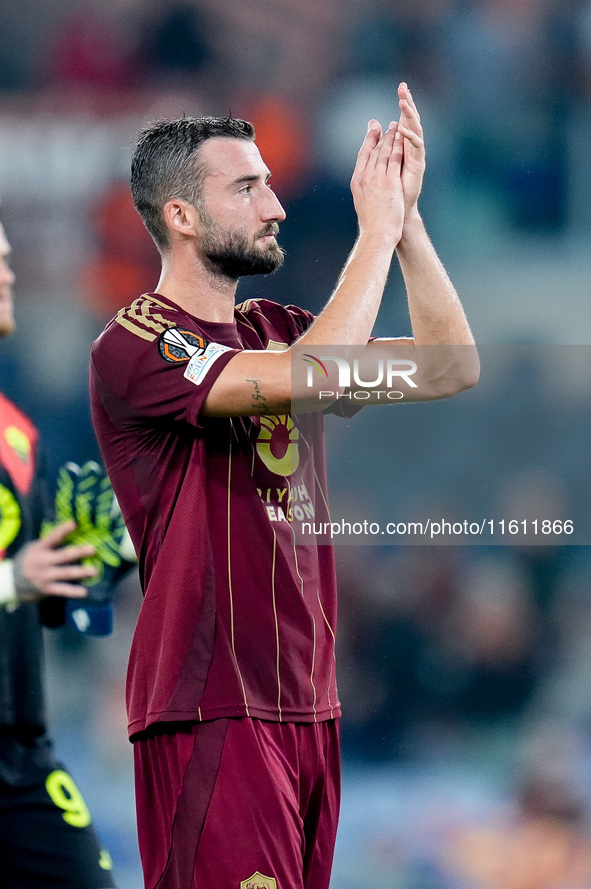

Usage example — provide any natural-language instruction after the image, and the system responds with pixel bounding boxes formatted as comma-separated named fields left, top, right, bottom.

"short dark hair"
left=130, top=116, right=255, bottom=251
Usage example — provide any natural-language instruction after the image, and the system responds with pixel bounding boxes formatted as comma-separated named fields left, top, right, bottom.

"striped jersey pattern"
left=90, top=294, right=340, bottom=737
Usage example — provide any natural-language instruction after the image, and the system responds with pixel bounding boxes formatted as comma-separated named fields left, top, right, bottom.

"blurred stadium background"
left=1, top=1, right=591, bottom=886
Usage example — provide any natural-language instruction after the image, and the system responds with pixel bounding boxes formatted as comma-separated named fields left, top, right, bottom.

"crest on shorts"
left=240, top=872, right=277, bottom=889
left=158, top=327, right=207, bottom=363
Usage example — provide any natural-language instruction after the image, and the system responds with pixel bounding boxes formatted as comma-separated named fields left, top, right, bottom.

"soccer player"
left=90, top=83, right=478, bottom=889
left=0, top=220, right=116, bottom=889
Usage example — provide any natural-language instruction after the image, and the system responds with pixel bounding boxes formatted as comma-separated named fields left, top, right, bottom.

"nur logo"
left=302, top=353, right=329, bottom=381
left=303, top=353, right=417, bottom=389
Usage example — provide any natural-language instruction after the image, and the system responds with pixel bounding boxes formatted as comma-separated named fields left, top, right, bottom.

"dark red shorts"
left=133, top=717, right=340, bottom=889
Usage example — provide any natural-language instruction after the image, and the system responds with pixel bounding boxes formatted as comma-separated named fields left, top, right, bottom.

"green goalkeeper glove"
left=42, top=461, right=127, bottom=634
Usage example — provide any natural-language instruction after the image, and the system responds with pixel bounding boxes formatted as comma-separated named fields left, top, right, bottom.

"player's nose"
left=261, top=189, right=286, bottom=223
left=0, top=259, right=15, bottom=287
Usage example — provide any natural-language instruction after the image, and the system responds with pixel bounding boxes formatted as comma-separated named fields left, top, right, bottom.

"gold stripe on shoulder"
left=115, top=313, right=158, bottom=341
left=140, top=300, right=177, bottom=332
left=235, top=299, right=254, bottom=313
left=115, top=296, right=177, bottom=340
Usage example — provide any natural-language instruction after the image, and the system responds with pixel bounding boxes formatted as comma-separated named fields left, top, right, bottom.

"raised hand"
left=397, top=82, right=426, bottom=218
left=350, top=117, right=406, bottom=246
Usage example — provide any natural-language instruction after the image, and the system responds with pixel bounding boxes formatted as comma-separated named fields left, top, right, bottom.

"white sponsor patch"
left=184, top=342, right=232, bottom=385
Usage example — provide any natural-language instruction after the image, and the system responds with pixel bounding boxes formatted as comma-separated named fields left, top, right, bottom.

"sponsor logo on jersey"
left=158, top=327, right=207, bottom=364
left=240, top=873, right=277, bottom=889
left=184, top=342, right=232, bottom=385
left=256, top=415, right=300, bottom=476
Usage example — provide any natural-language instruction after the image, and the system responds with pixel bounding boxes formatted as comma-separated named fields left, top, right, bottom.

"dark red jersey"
left=90, top=294, right=340, bottom=738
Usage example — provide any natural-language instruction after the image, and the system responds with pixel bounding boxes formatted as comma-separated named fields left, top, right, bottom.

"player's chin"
left=0, top=315, right=15, bottom=338
left=263, top=246, right=285, bottom=273
left=0, top=295, right=14, bottom=331
left=254, top=241, right=285, bottom=269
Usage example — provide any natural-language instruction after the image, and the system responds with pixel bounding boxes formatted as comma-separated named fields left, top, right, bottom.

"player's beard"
left=199, top=211, right=285, bottom=280
left=0, top=300, right=15, bottom=338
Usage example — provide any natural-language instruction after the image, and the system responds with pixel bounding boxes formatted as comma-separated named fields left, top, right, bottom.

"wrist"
left=356, top=224, right=400, bottom=253
left=396, top=211, right=426, bottom=251
left=12, top=545, right=41, bottom=603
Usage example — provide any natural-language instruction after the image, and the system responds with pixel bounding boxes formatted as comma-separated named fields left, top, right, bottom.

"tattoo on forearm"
left=246, top=379, right=269, bottom=414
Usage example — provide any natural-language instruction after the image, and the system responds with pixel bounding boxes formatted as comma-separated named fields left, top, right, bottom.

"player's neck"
left=155, top=253, right=239, bottom=323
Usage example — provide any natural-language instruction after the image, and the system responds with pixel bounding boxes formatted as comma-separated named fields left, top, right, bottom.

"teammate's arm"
left=0, top=460, right=133, bottom=608
left=0, top=522, right=96, bottom=607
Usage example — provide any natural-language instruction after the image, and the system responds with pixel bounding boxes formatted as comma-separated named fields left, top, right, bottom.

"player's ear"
left=163, top=199, right=199, bottom=241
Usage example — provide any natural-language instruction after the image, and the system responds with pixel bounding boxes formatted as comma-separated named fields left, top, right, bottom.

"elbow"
left=456, top=348, right=480, bottom=393
left=430, top=346, right=480, bottom=399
